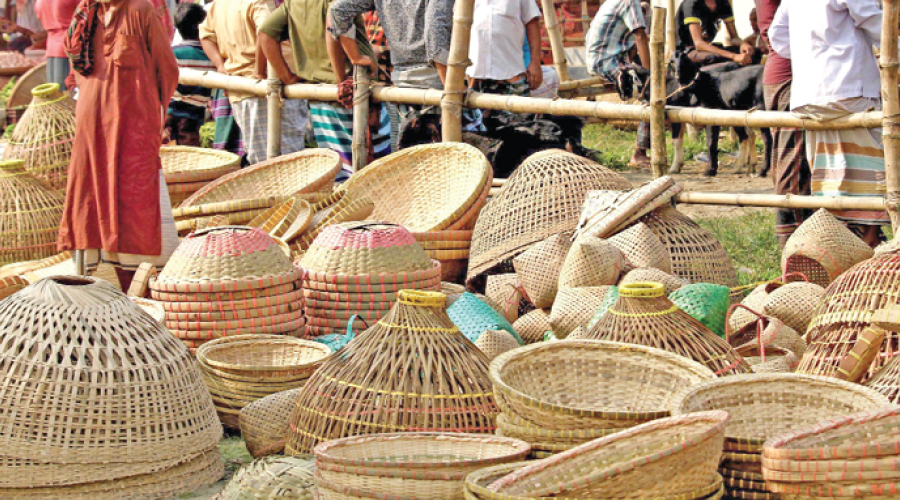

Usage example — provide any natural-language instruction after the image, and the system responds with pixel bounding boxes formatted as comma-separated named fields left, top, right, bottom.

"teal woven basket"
left=669, top=283, right=731, bottom=337
left=448, top=292, right=524, bottom=345
left=585, top=285, right=619, bottom=331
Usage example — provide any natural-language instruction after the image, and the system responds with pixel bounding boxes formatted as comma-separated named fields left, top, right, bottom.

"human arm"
left=147, top=7, right=179, bottom=132
left=327, top=0, right=377, bottom=73
left=199, top=10, right=228, bottom=73
left=634, top=27, right=650, bottom=69
left=259, top=5, right=299, bottom=83
left=325, top=14, right=350, bottom=82
left=525, top=17, right=542, bottom=88
left=838, top=0, right=883, bottom=49
left=425, top=0, right=452, bottom=84
left=768, top=2, right=790, bottom=59
left=688, top=23, right=750, bottom=65
left=249, top=0, right=271, bottom=79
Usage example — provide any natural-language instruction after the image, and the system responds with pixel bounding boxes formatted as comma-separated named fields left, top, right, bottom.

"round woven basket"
left=619, top=267, right=688, bottom=294
left=218, top=455, right=317, bottom=500
left=0, top=275, right=27, bottom=300
left=240, top=388, right=306, bottom=458
left=608, top=222, right=673, bottom=273
left=249, top=196, right=312, bottom=239
left=313, top=433, right=531, bottom=499
left=487, top=411, right=729, bottom=499
left=490, top=340, right=715, bottom=430
left=161, top=145, right=241, bottom=184
left=0, top=159, right=65, bottom=266
left=736, top=344, right=800, bottom=373
left=291, top=194, right=376, bottom=254
left=300, top=222, right=434, bottom=275
left=182, top=149, right=341, bottom=207
left=338, top=143, right=492, bottom=233
left=782, top=209, right=874, bottom=288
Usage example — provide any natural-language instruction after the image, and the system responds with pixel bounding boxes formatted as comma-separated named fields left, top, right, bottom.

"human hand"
left=526, top=60, right=542, bottom=90
left=352, top=55, right=377, bottom=75
left=740, top=42, right=754, bottom=55
left=337, top=76, right=354, bottom=108
left=281, top=72, right=300, bottom=85
left=732, top=52, right=752, bottom=66
left=215, top=64, right=227, bottom=75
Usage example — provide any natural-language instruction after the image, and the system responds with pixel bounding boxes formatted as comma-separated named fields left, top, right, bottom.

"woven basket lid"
left=182, top=149, right=341, bottom=207
left=575, top=176, right=683, bottom=240
left=161, top=146, right=241, bottom=184
left=154, top=226, right=300, bottom=293
left=218, top=456, right=316, bottom=500
left=782, top=209, right=874, bottom=288
left=300, top=222, right=434, bottom=276
left=0, top=159, right=65, bottom=266
left=0, top=276, right=222, bottom=480
left=467, top=150, right=631, bottom=288
left=338, top=142, right=492, bottom=233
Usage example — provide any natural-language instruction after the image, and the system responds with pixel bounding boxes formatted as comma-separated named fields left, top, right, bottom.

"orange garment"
left=58, top=0, right=178, bottom=256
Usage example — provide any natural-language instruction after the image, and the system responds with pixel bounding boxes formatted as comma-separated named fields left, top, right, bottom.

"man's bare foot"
left=628, top=152, right=651, bottom=169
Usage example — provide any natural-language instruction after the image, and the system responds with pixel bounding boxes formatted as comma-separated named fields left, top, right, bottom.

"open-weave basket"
left=0, top=276, right=223, bottom=492
left=512, top=233, right=572, bottom=309
left=557, top=235, right=626, bottom=289
left=161, top=145, right=241, bottom=184
left=313, top=433, right=530, bottom=499
left=782, top=209, right=874, bottom=288
left=608, top=222, right=673, bottom=273
left=467, top=150, right=631, bottom=288
left=182, top=149, right=341, bottom=207
left=575, top=176, right=683, bottom=240
left=285, top=290, right=499, bottom=455
left=475, top=329, right=521, bottom=360
left=218, top=455, right=317, bottom=500
left=338, top=143, right=492, bottom=233
left=549, top=286, right=613, bottom=337
left=487, top=411, right=728, bottom=499
left=240, top=388, right=305, bottom=458
left=512, top=309, right=552, bottom=345
left=490, top=340, right=715, bottom=431
left=0, top=159, right=64, bottom=265
left=670, top=283, right=731, bottom=337
left=447, top=291, right=523, bottom=345
left=585, top=282, right=751, bottom=376
left=639, top=206, right=739, bottom=287
left=2, top=83, right=75, bottom=191
left=763, top=281, right=825, bottom=335
left=619, top=267, right=688, bottom=294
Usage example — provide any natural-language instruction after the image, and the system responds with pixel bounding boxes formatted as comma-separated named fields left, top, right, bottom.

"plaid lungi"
left=232, top=97, right=309, bottom=165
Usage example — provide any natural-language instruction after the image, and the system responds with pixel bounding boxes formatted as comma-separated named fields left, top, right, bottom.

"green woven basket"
left=448, top=292, right=524, bottom=345
left=670, top=283, right=731, bottom=337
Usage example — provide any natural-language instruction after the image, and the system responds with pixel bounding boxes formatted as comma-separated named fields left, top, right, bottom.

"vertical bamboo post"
left=580, top=0, right=589, bottom=34
left=649, top=6, right=667, bottom=178
left=266, top=63, right=283, bottom=159
left=881, top=0, right=900, bottom=232
left=665, top=0, right=676, bottom=59
left=540, top=0, right=569, bottom=82
left=351, top=65, right=370, bottom=172
left=441, top=0, right=474, bottom=142
left=74, top=249, right=85, bottom=277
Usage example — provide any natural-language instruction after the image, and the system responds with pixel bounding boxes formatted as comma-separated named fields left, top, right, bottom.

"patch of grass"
left=582, top=123, right=735, bottom=170
left=219, top=435, right=253, bottom=475
left=697, top=212, right=782, bottom=286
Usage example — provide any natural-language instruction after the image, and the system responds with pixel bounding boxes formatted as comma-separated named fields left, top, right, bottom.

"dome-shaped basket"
left=782, top=209, right=874, bottom=288
left=511, top=308, right=552, bottom=345
left=300, top=222, right=434, bottom=276
left=549, top=286, right=613, bottom=337
left=218, top=455, right=316, bottom=500
left=240, top=388, right=306, bottom=458
left=490, top=340, right=716, bottom=430
left=618, top=267, right=687, bottom=294
left=608, top=222, right=673, bottom=273
left=337, top=143, right=492, bottom=233
left=160, top=145, right=241, bottom=184
left=763, top=281, right=825, bottom=335
left=474, top=329, right=521, bottom=360
left=0, top=159, right=65, bottom=266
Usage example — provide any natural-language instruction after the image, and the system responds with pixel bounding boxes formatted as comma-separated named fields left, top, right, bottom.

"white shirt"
left=467, top=0, right=541, bottom=81
left=769, top=0, right=882, bottom=110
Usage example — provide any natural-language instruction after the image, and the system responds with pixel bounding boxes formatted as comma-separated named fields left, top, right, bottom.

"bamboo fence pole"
left=540, top=0, right=570, bottom=82
left=266, top=63, right=282, bottom=159
left=674, top=192, right=886, bottom=212
left=557, top=76, right=608, bottom=91
left=441, top=0, right=474, bottom=142
left=580, top=0, right=589, bottom=34
left=649, top=6, right=667, bottom=178
left=881, top=0, right=900, bottom=231
left=665, top=0, right=676, bottom=59
left=351, top=65, right=370, bottom=173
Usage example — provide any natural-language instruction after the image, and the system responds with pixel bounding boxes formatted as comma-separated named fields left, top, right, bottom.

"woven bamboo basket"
left=585, top=282, right=751, bottom=376
left=2, top=83, right=75, bottom=191
left=467, top=149, right=631, bottom=289
left=249, top=197, right=312, bottom=240
left=313, top=433, right=530, bottom=499
left=240, top=388, right=305, bottom=458
left=447, top=291, right=523, bottom=344
left=475, top=329, right=521, bottom=360
left=130, top=296, right=165, bottom=324
left=490, top=340, right=715, bottom=431
left=218, top=455, right=317, bottom=500
left=512, top=309, right=552, bottom=345
left=639, top=206, right=739, bottom=287
left=487, top=411, right=728, bottom=499
left=800, top=252, right=900, bottom=380
left=608, top=222, right=673, bottom=273
left=549, top=286, right=613, bottom=337
left=763, top=281, right=825, bottom=335
left=576, top=176, right=683, bottom=240
left=291, top=195, right=376, bottom=255
left=0, top=159, right=64, bottom=266
left=736, top=344, right=799, bottom=373
left=619, top=267, right=688, bottom=294
left=782, top=209, right=874, bottom=288
left=670, top=283, right=732, bottom=337
left=0, top=276, right=223, bottom=492
left=729, top=283, right=776, bottom=334
left=161, top=145, right=240, bottom=184
left=726, top=308, right=806, bottom=362
left=337, top=143, right=491, bottom=233
left=557, top=235, right=626, bottom=289
left=511, top=233, right=572, bottom=309
left=864, top=334, right=900, bottom=403
left=484, top=274, right=526, bottom=323
left=833, top=325, right=887, bottom=383
left=0, top=275, right=27, bottom=299
left=285, top=290, right=499, bottom=455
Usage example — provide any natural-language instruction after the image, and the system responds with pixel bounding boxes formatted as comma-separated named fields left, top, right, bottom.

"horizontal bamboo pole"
left=673, top=192, right=886, bottom=212
left=557, top=76, right=608, bottom=91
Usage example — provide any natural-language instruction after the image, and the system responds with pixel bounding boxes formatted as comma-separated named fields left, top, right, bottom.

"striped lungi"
left=310, top=102, right=391, bottom=182
left=796, top=97, right=888, bottom=226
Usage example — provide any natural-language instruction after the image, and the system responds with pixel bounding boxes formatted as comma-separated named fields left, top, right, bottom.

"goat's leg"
left=758, top=127, right=773, bottom=178
left=733, top=127, right=752, bottom=174
left=669, top=123, right=685, bottom=174
left=705, top=125, right=720, bottom=177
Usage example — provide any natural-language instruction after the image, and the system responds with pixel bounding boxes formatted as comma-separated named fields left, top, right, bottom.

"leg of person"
left=279, top=99, right=309, bottom=156
left=164, top=113, right=180, bottom=146
left=211, top=88, right=245, bottom=158
left=632, top=122, right=651, bottom=169
left=371, top=103, right=392, bottom=160
left=231, top=97, right=268, bottom=165
left=310, top=101, right=354, bottom=181
left=46, top=57, right=71, bottom=90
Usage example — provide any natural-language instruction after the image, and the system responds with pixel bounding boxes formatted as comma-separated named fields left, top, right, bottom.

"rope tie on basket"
left=500, top=282, right=526, bottom=317
left=609, top=305, right=678, bottom=318
left=30, top=95, right=69, bottom=107
left=726, top=303, right=768, bottom=362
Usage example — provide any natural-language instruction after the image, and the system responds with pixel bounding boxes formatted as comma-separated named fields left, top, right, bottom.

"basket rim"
left=490, top=340, right=716, bottom=421
left=161, top=145, right=241, bottom=183
left=197, top=334, right=331, bottom=372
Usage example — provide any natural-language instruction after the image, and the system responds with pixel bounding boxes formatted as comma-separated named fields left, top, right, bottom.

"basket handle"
left=726, top=303, right=772, bottom=362
left=345, top=314, right=369, bottom=337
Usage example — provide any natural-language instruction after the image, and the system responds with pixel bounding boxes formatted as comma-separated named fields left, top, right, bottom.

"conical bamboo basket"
left=2, top=83, right=76, bottom=191
left=285, top=290, right=498, bottom=455
left=0, top=159, right=64, bottom=265
left=584, top=282, right=751, bottom=376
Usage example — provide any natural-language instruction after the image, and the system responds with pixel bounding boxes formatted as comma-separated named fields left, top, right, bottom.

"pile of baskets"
left=161, top=146, right=241, bottom=207
left=299, top=222, right=441, bottom=336
left=149, top=226, right=304, bottom=352
left=490, top=339, right=716, bottom=458
left=672, top=373, right=890, bottom=500
left=197, top=335, right=331, bottom=429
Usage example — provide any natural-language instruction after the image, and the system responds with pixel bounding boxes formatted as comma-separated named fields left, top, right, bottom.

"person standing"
left=58, top=0, right=179, bottom=291
left=35, top=0, right=80, bottom=88
left=676, top=0, right=757, bottom=67
left=166, top=2, right=214, bottom=146
left=769, top=0, right=886, bottom=247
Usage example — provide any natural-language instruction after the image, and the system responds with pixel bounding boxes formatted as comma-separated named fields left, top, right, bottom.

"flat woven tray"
left=161, top=146, right=241, bottom=184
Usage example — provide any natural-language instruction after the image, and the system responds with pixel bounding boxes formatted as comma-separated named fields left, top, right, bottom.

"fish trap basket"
left=0, top=276, right=222, bottom=489
left=782, top=209, right=874, bottom=289
left=218, top=455, right=316, bottom=500
left=549, top=286, right=613, bottom=337
left=285, top=290, right=499, bottom=455
left=585, top=282, right=751, bottom=376
left=475, top=329, right=521, bottom=360
left=639, top=206, right=739, bottom=287
left=608, top=222, right=673, bottom=273
left=511, top=308, right=552, bottom=345
left=670, top=283, right=731, bottom=337
left=763, top=281, right=825, bottom=336
left=490, top=339, right=715, bottom=431
left=160, top=145, right=240, bottom=184
left=240, top=388, right=305, bottom=458
left=1, top=83, right=75, bottom=191
left=299, top=222, right=434, bottom=276
left=338, top=143, right=492, bottom=233
left=182, top=149, right=341, bottom=207
left=0, top=159, right=64, bottom=265
left=619, top=267, right=688, bottom=294
left=313, top=433, right=531, bottom=499
left=467, top=149, right=631, bottom=288
left=557, top=235, right=626, bottom=290
left=485, top=411, right=729, bottom=499
left=447, top=291, right=522, bottom=345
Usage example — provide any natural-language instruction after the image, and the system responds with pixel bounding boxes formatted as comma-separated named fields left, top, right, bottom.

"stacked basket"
left=299, top=222, right=441, bottom=336
left=197, top=334, right=331, bottom=429
left=150, top=226, right=304, bottom=352
left=490, top=340, right=716, bottom=458
left=673, top=373, right=890, bottom=500
left=160, top=146, right=241, bottom=207
left=0, top=159, right=64, bottom=266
